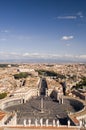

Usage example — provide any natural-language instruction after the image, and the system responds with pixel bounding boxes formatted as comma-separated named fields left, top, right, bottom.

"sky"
left=0, top=0, right=86, bottom=62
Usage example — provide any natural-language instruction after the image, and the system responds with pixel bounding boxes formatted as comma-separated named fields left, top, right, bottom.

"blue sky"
left=0, top=0, right=86, bottom=62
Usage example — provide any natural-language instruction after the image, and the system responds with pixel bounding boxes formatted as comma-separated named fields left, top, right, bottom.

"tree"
left=73, top=77, right=86, bottom=90
left=14, top=72, right=29, bottom=79
left=0, top=92, right=7, bottom=99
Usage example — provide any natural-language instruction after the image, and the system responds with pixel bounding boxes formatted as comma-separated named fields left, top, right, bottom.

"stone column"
left=61, top=97, right=63, bottom=104
left=28, top=119, right=31, bottom=127
left=46, top=119, right=49, bottom=127
left=84, top=119, right=86, bottom=128
left=56, top=119, right=59, bottom=127
left=46, top=89, right=48, bottom=97
left=24, top=119, right=26, bottom=126
left=79, top=120, right=82, bottom=127
left=37, top=90, right=40, bottom=96
left=67, top=120, right=70, bottom=127
left=21, top=98, right=24, bottom=104
left=85, top=95, right=86, bottom=108
left=40, top=118, right=43, bottom=127
left=53, top=119, right=56, bottom=127
left=35, top=119, right=38, bottom=127
left=24, top=98, right=26, bottom=103
left=14, top=112, right=17, bottom=125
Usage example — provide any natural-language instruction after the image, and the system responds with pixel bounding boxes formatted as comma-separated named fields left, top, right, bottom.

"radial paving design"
left=4, top=96, right=84, bottom=125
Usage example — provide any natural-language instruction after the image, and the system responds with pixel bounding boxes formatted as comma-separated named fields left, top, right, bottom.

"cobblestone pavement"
left=4, top=96, right=83, bottom=125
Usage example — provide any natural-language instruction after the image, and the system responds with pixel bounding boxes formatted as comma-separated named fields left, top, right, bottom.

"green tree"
left=0, top=92, right=7, bottom=99
left=14, top=72, right=29, bottom=79
left=73, top=77, right=86, bottom=90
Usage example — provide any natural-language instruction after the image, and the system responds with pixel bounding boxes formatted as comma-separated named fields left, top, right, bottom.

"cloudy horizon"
left=0, top=0, right=86, bottom=63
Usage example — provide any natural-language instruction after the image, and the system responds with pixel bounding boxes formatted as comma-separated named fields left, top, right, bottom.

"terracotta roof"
left=0, top=128, right=4, bottom=130
left=0, top=111, right=6, bottom=120
left=70, top=116, right=79, bottom=124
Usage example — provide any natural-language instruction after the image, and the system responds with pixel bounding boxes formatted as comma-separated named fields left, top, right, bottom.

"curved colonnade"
left=0, top=87, right=86, bottom=128
left=0, top=88, right=39, bottom=110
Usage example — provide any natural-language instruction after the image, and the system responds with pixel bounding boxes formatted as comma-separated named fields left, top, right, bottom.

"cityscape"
left=0, top=0, right=86, bottom=130
left=0, top=63, right=86, bottom=130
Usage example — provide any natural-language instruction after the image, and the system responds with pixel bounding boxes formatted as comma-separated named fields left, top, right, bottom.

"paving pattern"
left=4, top=96, right=84, bottom=125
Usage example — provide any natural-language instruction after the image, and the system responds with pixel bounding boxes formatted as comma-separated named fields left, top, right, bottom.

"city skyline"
left=0, top=0, right=86, bottom=62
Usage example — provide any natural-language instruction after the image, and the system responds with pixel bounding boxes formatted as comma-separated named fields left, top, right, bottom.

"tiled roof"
left=0, top=111, right=6, bottom=120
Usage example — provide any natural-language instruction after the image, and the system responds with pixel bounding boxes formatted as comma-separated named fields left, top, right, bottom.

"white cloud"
left=0, top=52, right=21, bottom=59
left=0, top=52, right=86, bottom=61
left=23, top=53, right=40, bottom=57
left=0, top=52, right=63, bottom=59
left=1, top=30, right=9, bottom=33
left=18, top=36, right=32, bottom=40
left=78, top=55, right=86, bottom=59
left=66, top=43, right=71, bottom=46
left=57, top=12, right=84, bottom=20
left=0, top=38, right=6, bottom=41
left=77, top=12, right=84, bottom=18
left=23, top=53, right=30, bottom=56
left=62, top=36, right=74, bottom=40
left=57, top=16, right=77, bottom=20
left=22, top=53, right=86, bottom=61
